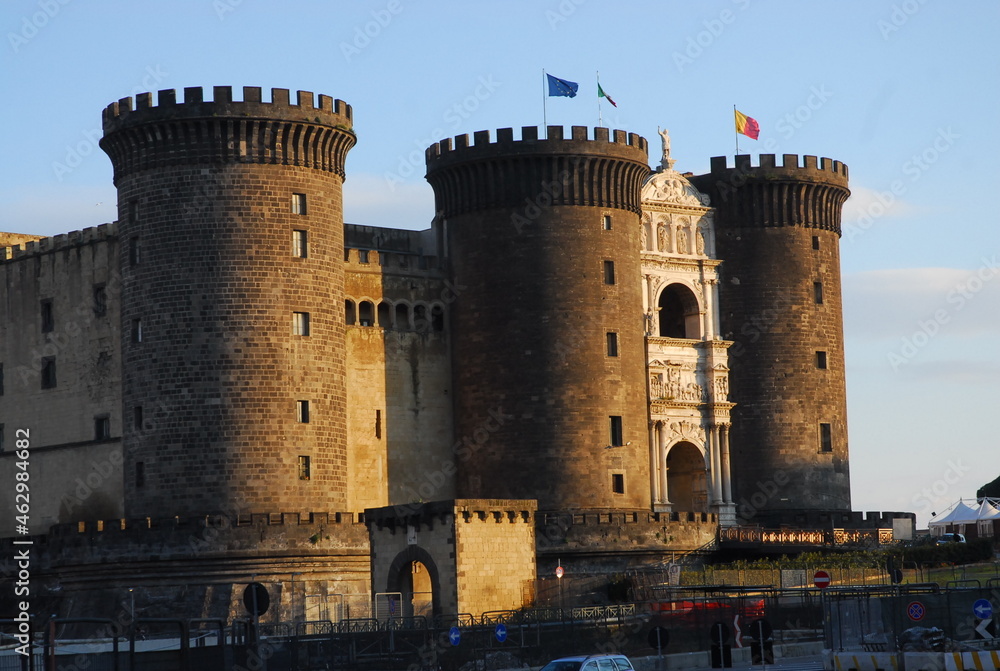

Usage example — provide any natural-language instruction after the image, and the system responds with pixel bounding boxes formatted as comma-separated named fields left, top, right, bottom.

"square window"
left=93, top=284, right=107, bottom=316
left=819, top=423, right=833, bottom=452
left=814, top=281, right=824, bottom=304
left=292, top=193, right=307, bottom=215
left=129, top=236, right=140, bottom=266
left=603, top=260, right=616, bottom=285
left=609, top=415, right=623, bottom=447
left=812, top=235, right=820, bottom=250
left=816, top=351, right=828, bottom=369
left=134, top=406, right=143, bottom=431
left=612, top=473, right=625, bottom=494
left=131, top=319, right=143, bottom=343
left=606, top=332, right=618, bottom=357
left=135, top=462, right=145, bottom=488
left=602, top=214, right=612, bottom=230
left=358, top=249, right=370, bottom=264
left=298, top=455, right=311, bottom=480
left=94, top=416, right=111, bottom=441
left=41, top=357, right=56, bottom=389
left=293, top=312, right=310, bottom=336
left=296, top=400, right=310, bottom=423
left=292, top=229, right=308, bottom=258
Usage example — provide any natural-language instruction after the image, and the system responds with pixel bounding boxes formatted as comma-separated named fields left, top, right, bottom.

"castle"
left=0, top=86, right=908, bottom=620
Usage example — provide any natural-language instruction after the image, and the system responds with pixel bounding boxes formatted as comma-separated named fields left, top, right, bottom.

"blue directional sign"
left=449, top=626, right=461, bottom=646
left=495, top=623, right=507, bottom=643
left=974, top=599, right=993, bottom=619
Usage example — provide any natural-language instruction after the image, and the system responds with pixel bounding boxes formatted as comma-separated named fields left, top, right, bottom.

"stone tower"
left=690, top=155, right=852, bottom=515
left=425, top=126, right=652, bottom=511
left=100, top=86, right=356, bottom=517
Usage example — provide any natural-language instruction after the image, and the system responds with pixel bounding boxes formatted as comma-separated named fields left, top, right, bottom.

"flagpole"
left=734, top=104, right=740, bottom=156
left=543, top=69, right=548, bottom=139
left=597, top=70, right=602, bottom=127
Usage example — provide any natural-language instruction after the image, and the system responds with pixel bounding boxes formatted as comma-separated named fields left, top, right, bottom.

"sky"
left=1, top=0, right=997, bottom=528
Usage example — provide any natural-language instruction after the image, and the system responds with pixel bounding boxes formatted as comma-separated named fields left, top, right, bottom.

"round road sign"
left=647, top=626, right=669, bottom=651
left=974, top=599, right=993, bottom=619
left=449, top=626, right=461, bottom=646
left=907, top=601, right=926, bottom=621
left=243, top=582, right=270, bottom=617
left=495, top=623, right=507, bottom=643
left=555, top=566, right=564, bottom=578
left=814, top=570, right=831, bottom=589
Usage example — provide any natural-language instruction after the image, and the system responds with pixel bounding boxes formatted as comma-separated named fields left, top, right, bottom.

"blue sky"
left=2, top=0, right=997, bottom=526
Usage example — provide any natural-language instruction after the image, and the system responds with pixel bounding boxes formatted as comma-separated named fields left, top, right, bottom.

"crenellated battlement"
left=426, top=125, right=646, bottom=163
left=46, top=511, right=366, bottom=539
left=0, top=222, right=116, bottom=263
left=100, top=86, right=356, bottom=182
left=705, top=153, right=848, bottom=183
left=102, top=86, right=352, bottom=130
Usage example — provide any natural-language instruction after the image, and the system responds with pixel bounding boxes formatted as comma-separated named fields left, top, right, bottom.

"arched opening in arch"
left=430, top=304, right=445, bottom=332
left=385, top=545, right=441, bottom=618
left=658, top=284, right=701, bottom=339
left=395, top=303, right=410, bottom=330
left=666, top=441, right=708, bottom=513
left=345, top=299, right=356, bottom=325
left=377, top=301, right=392, bottom=328
left=359, top=301, right=374, bottom=326
left=413, top=304, right=428, bottom=331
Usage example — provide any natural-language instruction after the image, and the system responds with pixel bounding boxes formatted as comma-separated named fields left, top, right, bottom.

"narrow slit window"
left=812, top=235, right=820, bottom=250
left=41, top=357, right=56, bottom=389
left=298, top=455, right=311, bottom=480
left=292, top=193, right=307, bottom=215
left=94, top=415, right=111, bottom=441
left=816, top=351, right=828, bottom=369
left=375, top=409, right=382, bottom=439
left=606, top=332, right=619, bottom=357
left=135, top=462, right=145, bottom=488
left=131, top=319, right=142, bottom=343
left=134, top=406, right=143, bottom=431
left=813, top=281, right=824, bottom=304
left=129, top=236, right=140, bottom=266
left=296, top=400, right=310, bottom=424
left=819, top=423, right=833, bottom=452
left=603, top=260, right=616, bottom=285
left=612, top=473, right=625, bottom=494
left=41, top=300, right=54, bottom=333
left=292, top=229, right=308, bottom=258
left=602, top=214, right=612, bottom=230
left=609, top=416, right=623, bottom=447
left=93, top=284, right=107, bottom=316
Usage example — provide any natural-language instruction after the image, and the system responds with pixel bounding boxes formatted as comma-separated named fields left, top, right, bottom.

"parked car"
left=539, top=654, right=635, bottom=671
left=936, top=533, right=966, bottom=544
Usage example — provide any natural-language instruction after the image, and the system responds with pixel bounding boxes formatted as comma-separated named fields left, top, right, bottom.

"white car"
left=539, top=654, right=635, bottom=671
left=936, top=533, right=966, bottom=544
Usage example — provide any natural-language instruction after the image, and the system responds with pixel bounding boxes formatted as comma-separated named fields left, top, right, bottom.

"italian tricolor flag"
left=735, top=109, right=760, bottom=139
left=598, top=83, right=617, bottom=107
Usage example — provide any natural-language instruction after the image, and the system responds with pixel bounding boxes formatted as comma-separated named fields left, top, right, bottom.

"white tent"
left=928, top=500, right=979, bottom=535
left=975, top=499, right=1000, bottom=537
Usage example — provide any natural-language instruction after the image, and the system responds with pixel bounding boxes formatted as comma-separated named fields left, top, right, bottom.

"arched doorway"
left=385, top=546, right=441, bottom=618
left=666, top=441, right=708, bottom=512
left=658, top=284, right=701, bottom=339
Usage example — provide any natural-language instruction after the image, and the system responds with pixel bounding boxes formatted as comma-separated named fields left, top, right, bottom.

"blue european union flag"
left=546, top=74, right=579, bottom=98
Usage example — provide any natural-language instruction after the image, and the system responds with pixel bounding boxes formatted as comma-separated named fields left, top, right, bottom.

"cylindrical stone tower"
left=425, top=126, right=652, bottom=511
left=101, top=86, right=356, bottom=517
left=689, top=154, right=852, bottom=515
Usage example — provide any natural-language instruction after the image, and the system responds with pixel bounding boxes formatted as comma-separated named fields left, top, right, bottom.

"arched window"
left=377, top=301, right=392, bottom=328
left=430, top=304, right=445, bottom=332
left=359, top=301, right=374, bottom=326
left=658, top=284, right=701, bottom=339
left=395, top=303, right=410, bottom=330
left=345, top=299, right=356, bottom=325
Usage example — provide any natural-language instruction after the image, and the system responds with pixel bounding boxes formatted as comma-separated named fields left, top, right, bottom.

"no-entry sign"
left=814, top=570, right=831, bottom=589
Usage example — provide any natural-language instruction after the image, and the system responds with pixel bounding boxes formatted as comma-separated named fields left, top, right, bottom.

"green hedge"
left=890, top=538, right=994, bottom=566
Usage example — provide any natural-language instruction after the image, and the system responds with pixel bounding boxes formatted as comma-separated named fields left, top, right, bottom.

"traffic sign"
left=814, top=570, right=831, bottom=589
left=907, top=601, right=926, bottom=621
left=243, top=582, right=270, bottom=617
left=975, top=619, right=994, bottom=639
left=556, top=565, right=564, bottom=578
left=495, top=623, right=507, bottom=643
left=449, top=626, right=461, bottom=646
left=974, top=599, right=993, bottom=619
left=647, top=626, right=669, bottom=651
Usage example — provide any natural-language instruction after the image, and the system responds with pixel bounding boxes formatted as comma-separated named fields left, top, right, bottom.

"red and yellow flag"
left=735, top=109, right=760, bottom=140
